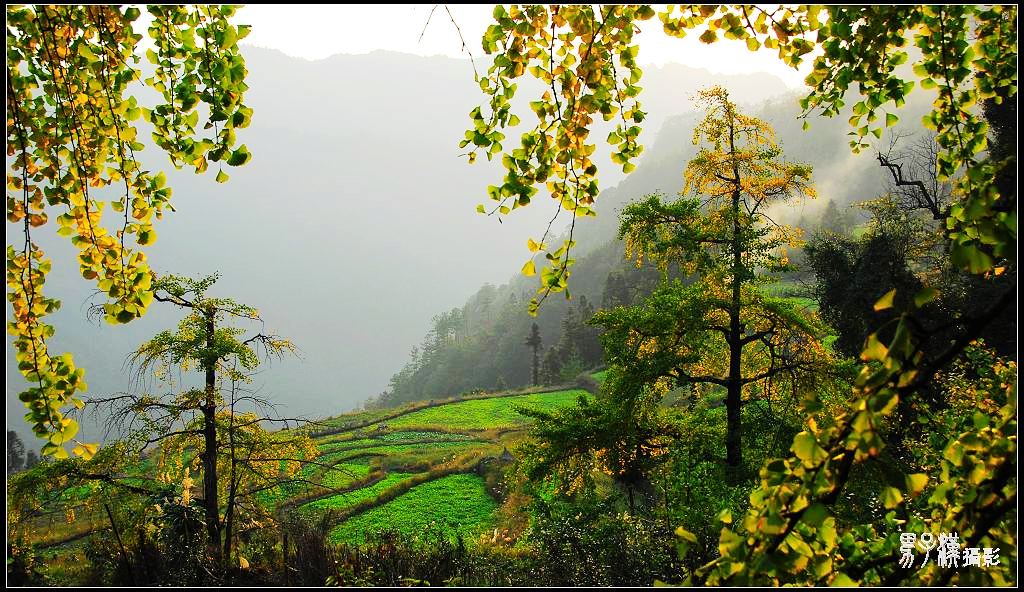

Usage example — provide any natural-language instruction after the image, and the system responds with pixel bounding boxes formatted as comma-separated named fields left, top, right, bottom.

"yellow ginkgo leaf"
left=873, top=288, right=896, bottom=312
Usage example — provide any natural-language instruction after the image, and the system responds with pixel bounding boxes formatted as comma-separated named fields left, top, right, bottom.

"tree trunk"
left=531, top=345, right=539, bottom=386
left=223, top=474, right=237, bottom=564
left=104, top=502, right=135, bottom=585
left=202, top=311, right=222, bottom=560
left=223, top=415, right=238, bottom=563
left=726, top=188, right=744, bottom=467
left=725, top=114, right=744, bottom=468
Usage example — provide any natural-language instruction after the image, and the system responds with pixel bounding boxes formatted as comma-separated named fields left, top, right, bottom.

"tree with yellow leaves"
left=519, top=88, right=838, bottom=508
left=596, top=87, right=833, bottom=468
left=112, top=272, right=313, bottom=567
left=6, top=5, right=253, bottom=458
left=7, top=279, right=315, bottom=580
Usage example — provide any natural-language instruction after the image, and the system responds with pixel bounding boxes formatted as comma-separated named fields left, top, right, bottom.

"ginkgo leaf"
left=861, top=333, right=888, bottom=361
left=913, top=287, right=938, bottom=308
left=881, top=486, right=904, bottom=509
left=873, top=289, right=896, bottom=311
left=905, top=473, right=928, bottom=497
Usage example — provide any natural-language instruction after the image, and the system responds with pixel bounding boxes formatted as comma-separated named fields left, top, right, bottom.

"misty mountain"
left=380, top=82, right=937, bottom=405
left=6, top=47, right=795, bottom=445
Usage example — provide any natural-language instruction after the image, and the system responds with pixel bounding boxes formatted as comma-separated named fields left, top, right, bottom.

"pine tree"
left=525, top=323, right=543, bottom=387
left=599, top=87, right=830, bottom=467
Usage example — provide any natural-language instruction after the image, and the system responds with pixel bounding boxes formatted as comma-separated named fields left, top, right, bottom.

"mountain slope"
left=379, top=87, right=935, bottom=405
left=6, top=48, right=793, bottom=444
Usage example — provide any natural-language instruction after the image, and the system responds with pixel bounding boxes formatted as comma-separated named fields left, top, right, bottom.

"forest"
left=5, top=4, right=1017, bottom=587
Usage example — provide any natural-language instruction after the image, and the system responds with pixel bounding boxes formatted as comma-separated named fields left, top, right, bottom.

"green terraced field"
left=381, top=389, right=588, bottom=430
left=316, top=448, right=372, bottom=467
left=328, top=474, right=499, bottom=545
left=759, top=282, right=820, bottom=312
left=316, top=431, right=366, bottom=446
left=318, top=437, right=382, bottom=453
left=337, top=455, right=378, bottom=466
left=317, top=432, right=479, bottom=455
left=258, top=462, right=370, bottom=508
left=318, top=462, right=373, bottom=489
left=305, top=391, right=589, bottom=546
left=376, top=430, right=474, bottom=442
left=300, top=472, right=413, bottom=515
left=325, top=441, right=484, bottom=462
left=30, top=387, right=584, bottom=553
left=787, top=296, right=819, bottom=312
left=314, top=407, right=403, bottom=431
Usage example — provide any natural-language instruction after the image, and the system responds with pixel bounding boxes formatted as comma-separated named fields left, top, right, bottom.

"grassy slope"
left=382, top=389, right=588, bottom=430
left=298, top=388, right=587, bottom=546
left=19, top=387, right=586, bottom=555
left=327, top=474, right=499, bottom=545
left=300, top=472, right=414, bottom=515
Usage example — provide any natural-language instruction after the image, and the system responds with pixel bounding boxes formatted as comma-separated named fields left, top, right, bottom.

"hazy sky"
left=236, top=4, right=812, bottom=89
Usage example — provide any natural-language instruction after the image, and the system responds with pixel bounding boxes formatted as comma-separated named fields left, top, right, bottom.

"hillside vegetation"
left=9, top=385, right=593, bottom=585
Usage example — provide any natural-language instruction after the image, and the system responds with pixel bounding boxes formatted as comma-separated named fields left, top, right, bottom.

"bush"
left=282, top=514, right=535, bottom=586
left=83, top=496, right=207, bottom=586
left=7, top=538, right=46, bottom=586
left=525, top=494, right=683, bottom=586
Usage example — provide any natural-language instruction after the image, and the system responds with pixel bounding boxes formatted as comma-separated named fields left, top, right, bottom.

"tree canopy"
left=464, top=5, right=1015, bottom=309
left=6, top=5, right=253, bottom=455
left=466, top=5, right=1016, bottom=586
left=597, top=87, right=829, bottom=467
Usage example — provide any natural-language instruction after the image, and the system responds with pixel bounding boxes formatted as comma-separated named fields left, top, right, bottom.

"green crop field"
left=324, top=441, right=484, bottom=463
left=327, top=474, right=499, bottom=546
left=317, top=462, right=373, bottom=489
left=258, top=462, right=371, bottom=508
left=318, top=432, right=479, bottom=455
left=759, top=282, right=820, bottom=312
left=300, top=472, right=414, bottom=515
left=787, top=295, right=819, bottom=312
left=315, top=448, right=370, bottom=468
left=16, top=385, right=584, bottom=563
left=314, top=407, right=403, bottom=431
left=318, top=437, right=383, bottom=454
left=382, top=389, right=588, bottom=430
left=376, top=430, right=475, bottom=442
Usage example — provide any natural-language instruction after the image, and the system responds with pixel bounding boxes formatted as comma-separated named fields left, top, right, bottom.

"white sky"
left=236, top=4, right=812, bottom=89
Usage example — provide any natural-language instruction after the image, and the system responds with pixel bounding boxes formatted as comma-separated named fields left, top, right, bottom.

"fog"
left=7, top=48, right=802, bottom=445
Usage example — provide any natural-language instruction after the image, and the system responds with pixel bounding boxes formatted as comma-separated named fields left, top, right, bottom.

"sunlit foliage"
left=471, top=5, right=1016, bottom=586
left=6, top=5, right=253, bottom=454
left=467, top=5, right=1015, bottom=307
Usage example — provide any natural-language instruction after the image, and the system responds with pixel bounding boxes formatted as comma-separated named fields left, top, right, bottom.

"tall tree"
left=601, top=272, right=630, bottom=309
left=6, top=5, right=253, bottom=455
left=7, top=430, right=27, bottom=473
left=467, top=7, right=1016, bottom=585
left=569, top=295, right=602, bottom=368
left=599, top=87, right=824, bottom=467
left=23, top=450, right=40, bottom=470
left=818, top=199, right=854, bottom=235
left=123, top=273, right=306, bottom=563
left=540, top=295, right=604, bottom=385
left=525, top=322, right=543, bottom=386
